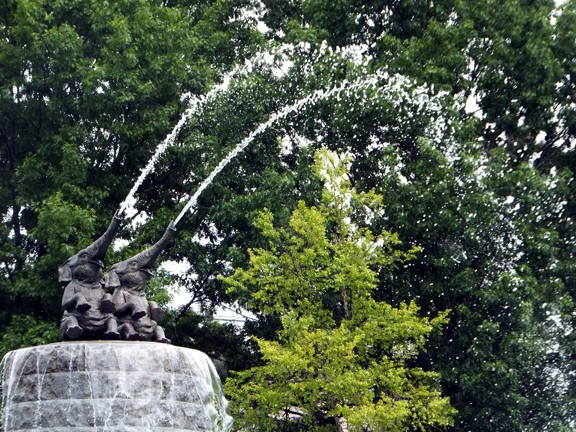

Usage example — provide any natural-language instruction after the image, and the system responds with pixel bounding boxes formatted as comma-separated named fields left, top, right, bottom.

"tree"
left=0, top=0, right=253, bottom=348
left=223, top=150, right=455, bottom=431
left=1, top=1, right=575, bottom=430
left=236, top=2, right=576, bottom=429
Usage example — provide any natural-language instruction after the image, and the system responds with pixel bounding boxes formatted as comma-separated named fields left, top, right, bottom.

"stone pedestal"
left=1, top=342, right=232, bottom=431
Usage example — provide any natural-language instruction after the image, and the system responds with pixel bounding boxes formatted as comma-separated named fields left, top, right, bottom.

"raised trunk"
left=129, top=223, right=176, bottom=270
left=82, top=214, right=122, bottom=260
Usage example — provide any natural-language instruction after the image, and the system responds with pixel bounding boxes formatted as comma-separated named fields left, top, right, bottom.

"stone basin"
left=1, top=341, right=232, bottom=431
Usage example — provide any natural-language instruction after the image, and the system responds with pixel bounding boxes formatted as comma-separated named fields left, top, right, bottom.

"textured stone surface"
left=1, top=342, right=232, bottom=431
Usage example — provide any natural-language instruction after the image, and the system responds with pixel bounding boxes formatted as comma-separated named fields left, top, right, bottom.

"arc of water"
left=116, top=43, right=355, bottom=218
left=118, top=68, right=242, bottom=216
left=172, top=73, right=385, bottom=226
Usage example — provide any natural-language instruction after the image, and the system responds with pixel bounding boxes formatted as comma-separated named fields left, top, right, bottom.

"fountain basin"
left=1, top=341, right=232, bottom=431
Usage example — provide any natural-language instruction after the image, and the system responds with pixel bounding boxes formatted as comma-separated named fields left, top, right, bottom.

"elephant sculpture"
left=102, top=223, right=175, bottom=343
left=59, top=212, right=122, bottom=341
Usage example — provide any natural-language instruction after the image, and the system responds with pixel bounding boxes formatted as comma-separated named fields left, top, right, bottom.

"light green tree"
left=223, top=150, right=455, bottom=431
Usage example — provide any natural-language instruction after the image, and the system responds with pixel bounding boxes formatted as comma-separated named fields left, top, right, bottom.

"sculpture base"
left=1, top=342, right=232, bottom=431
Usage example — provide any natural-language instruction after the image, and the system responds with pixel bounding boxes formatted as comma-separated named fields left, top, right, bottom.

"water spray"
left=116, top=43, right=381, bottom=219
left=118, top=67, right=243, bottom=216
left=172, top=72, right=387, bottom=226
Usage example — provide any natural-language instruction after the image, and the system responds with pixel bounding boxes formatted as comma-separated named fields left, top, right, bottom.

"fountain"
left=0, top=62, right=259, bottom=432
left=0, top=65, right=261, bottom=430
left=1, top=56, right=443, bottom=430
left=1, top=215, right=232, bottom=431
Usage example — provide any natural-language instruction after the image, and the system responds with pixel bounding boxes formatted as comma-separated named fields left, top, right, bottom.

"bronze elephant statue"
left=102, top=223, right=175, bottom=343
left=59, top=212, right=122, bottom=340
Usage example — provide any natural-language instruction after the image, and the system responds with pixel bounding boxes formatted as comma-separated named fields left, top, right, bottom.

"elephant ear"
left=58, top=263, right=72, bottom=283
left=102, top=268, right=121, bottom=289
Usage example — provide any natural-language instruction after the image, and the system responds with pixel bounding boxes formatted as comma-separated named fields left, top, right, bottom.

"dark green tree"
left=0, top=0, right=253, bottom=349
left=1, top=1, right=575, bottom=430
left=230, top=2, right=576, bottom=430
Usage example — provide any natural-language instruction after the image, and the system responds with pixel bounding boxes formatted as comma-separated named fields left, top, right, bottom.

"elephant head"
left=103, top=223, right=176, bottom=290
left=58, top=212, right=122, bottom=283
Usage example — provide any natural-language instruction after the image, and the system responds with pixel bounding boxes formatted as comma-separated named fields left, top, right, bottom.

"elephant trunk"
left=58, top=212, right=122, bottom=282
left=130, top=223, right=176, bottom=270
left=82, top=213, right=123, bottom=262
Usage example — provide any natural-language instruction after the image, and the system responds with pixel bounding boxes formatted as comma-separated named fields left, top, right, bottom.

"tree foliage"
left=0, top=0, right=575, bottom=430
left=223, top=151, right=455, bottom=431
left=0, top=0, right=252, bottom=337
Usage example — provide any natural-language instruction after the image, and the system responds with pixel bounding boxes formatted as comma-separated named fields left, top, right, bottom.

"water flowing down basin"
left=1, top=341, right=232, bottom=431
